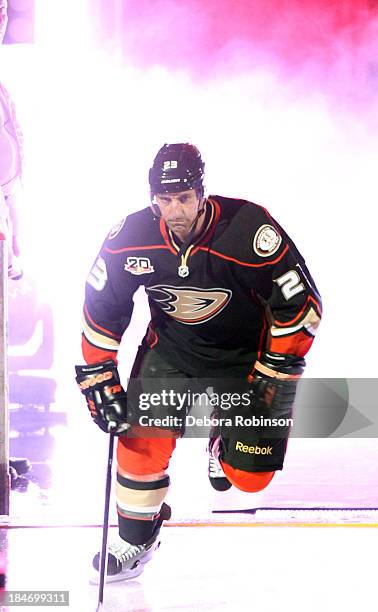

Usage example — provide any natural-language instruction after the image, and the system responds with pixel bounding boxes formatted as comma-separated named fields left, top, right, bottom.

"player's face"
left=0, top=0, right=7, bottom=44
left=156, top=189, right=202, bottom=238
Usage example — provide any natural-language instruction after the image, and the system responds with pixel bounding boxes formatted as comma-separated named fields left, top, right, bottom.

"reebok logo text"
left=235, top=442, right=272, bottom=455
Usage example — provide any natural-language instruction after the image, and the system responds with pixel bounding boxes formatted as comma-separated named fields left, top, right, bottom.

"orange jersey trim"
left=159, top=199, right=221, bottom=256
left=257, top=308, right=268, bottom=361
left=198, top=244, right=289, bottom=268
left=105, top=244, right=172, bottom=255
left=268, top=331, right=314, bottom=357
left=81, top=335, right=118, bottom=364
left=159, top=218, right=179, bottom=254
left=273, top=295, right=322, bottom=327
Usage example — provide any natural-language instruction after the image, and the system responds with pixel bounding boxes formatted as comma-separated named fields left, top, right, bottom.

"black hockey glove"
left=217, top=353, right=303, bottom=473
left=248, top=352, right=304, bottom=405
left=75, top=360, right=129, bottom=435
left=248, top=372, right=298, bottom=414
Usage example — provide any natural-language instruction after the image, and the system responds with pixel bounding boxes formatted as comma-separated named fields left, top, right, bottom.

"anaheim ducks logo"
left=147, top=285, right=232, bottom=325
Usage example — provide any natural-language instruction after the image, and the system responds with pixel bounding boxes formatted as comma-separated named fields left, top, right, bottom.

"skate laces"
left=208, top=437, right=225, bottom=478
left=108, top=537, right=145, bottom=565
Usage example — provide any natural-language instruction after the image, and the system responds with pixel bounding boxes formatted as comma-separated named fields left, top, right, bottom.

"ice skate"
left=90, top=535, right=160, bottom=584
left=208, top=436, right=232, bottom=491
left=90, top=502, right=171, bottom=584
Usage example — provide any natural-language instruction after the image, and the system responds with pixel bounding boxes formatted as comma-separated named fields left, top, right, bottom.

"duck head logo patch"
left=147, top=285, right=232, bottom=324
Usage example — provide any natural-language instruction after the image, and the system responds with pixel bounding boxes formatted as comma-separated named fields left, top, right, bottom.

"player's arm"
left=81, top=254, right=130, bottom=365
left=81, top=221, right=142, bottom=365
left=220, top=210, right=321, bottom=474
left=251, top=217, right=322, bottom=383
left=77, top=224, right=142, bottom=433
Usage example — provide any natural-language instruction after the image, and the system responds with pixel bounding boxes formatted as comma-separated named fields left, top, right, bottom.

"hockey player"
left=76, top=143, right=322, bottom=582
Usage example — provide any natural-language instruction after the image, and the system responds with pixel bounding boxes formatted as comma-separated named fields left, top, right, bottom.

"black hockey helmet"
left=149, top=143, right=205, bottom=196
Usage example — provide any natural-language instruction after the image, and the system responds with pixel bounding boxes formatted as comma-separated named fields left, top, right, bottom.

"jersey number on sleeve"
left=275, top=270, right=304, bottom=301
left=87, top=256, right=108, bottom=291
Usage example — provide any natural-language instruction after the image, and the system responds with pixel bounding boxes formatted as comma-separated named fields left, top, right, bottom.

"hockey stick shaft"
left=97, top=428, right=116, bottom=610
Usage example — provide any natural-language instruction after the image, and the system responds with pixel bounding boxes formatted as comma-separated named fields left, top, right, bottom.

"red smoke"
left=94, top=0, right=378, bottom=103
left=95, top=0, right=370, bottom=65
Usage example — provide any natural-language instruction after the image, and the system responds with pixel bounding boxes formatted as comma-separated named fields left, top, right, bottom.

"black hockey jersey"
left=82, top=196, right=322, bottom=375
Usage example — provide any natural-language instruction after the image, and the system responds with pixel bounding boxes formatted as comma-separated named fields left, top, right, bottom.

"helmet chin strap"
left=150, top=193, right=161, bottom=218
left=187, top=196, right=206, bottom=238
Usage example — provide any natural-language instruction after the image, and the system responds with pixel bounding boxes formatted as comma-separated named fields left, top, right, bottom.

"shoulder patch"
left=125, top=256, right=155, bottom=275
left=253, top=224, right=282, bottom=258
left=107, top=218, right=125, bottom=240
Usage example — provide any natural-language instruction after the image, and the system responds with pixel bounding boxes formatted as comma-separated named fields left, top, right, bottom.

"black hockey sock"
left=118, top=503, right=171, bottom=545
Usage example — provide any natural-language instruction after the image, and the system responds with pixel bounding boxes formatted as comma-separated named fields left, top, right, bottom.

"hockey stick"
left=96, top=424, right=116, bottom=612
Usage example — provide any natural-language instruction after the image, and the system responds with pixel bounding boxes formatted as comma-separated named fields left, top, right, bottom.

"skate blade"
left=89, top=562, right=144, bottom=585
left=89, top=547, right=157, bottom=586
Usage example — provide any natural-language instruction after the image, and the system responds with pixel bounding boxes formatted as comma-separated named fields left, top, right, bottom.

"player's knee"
left=117, top=427, right=176, bottom=475
left=221, top=461, right=275, bottom=492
